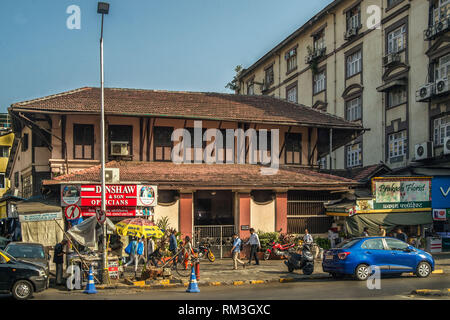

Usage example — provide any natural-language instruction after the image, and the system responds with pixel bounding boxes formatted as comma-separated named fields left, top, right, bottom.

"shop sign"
left=19, top=212, right=62, bottom=222
left=78, top=185, right=158, bottom=207
left=432, top=176, right=450, bottom=209
left=356, top=200, right=374, bottom=211
left=81, top=207, right=137, bottom=217
left=433, top=209, right=448, bottom=221
left=372, top=178, right=431, bottom=210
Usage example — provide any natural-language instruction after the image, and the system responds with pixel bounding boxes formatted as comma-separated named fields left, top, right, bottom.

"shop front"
left=327, top=177, right=434, bottom=246
left=431, top=176, right=450, bottom=252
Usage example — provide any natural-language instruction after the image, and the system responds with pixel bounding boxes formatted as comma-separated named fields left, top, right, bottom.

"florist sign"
left=372, top=178, right=431, bottom=210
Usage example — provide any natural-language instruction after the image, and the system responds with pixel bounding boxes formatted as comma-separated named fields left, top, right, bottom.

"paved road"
left=8, top=273, right=448, bottom=300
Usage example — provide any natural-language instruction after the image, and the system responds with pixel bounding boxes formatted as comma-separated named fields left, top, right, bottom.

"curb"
left=411, top=289, right=450, bottom=297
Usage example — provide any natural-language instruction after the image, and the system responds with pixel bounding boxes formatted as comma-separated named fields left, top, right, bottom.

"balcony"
left=305, top=47, right=326, bottom=64
left=416, top=78, right=450, bottom=102
left=424, top=15, right=450, bottom=41
left=344, top=26, right=360, bottom=41
left=382, top=52, right=402, bottom=67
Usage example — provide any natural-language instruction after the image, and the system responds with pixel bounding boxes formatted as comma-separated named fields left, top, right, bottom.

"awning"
left=376, top=79, right=407, bottom=92
left=344, top=212, right=433, bottom=237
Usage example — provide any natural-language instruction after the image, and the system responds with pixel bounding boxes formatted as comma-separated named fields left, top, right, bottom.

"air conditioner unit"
left=344, top=28, right=358, bottom=40
left=435, top=78, right=449, bottom=95
left=383, top=53, right=401, bottom=66
left=416, top=83, right=434, bottom=102
left=444, top=137, right=450, bottom=155
left=415, top=141, right=434, bottom=161
left=110, top=141, right=129, bottom=156
left=105, top=168, right=120, bottom=184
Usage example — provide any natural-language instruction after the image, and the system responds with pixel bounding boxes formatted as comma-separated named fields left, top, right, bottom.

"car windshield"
left=6, top=245, right=45, bottom=259
left=335, top=239, right=360, bottom=249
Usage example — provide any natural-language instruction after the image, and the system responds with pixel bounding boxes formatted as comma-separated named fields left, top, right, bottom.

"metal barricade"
left=193, top=225, right=235, bottom=259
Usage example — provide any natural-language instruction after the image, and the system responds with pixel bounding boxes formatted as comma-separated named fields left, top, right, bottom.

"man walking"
left=396, top=228, right=408, bottom=243
left=169, top=230, right=178, bottom=257
left=246, top=228, right=260, bottom=266
left=53, top=239, right=68, bottom=286
left=231, top=233, right=246, bottom=270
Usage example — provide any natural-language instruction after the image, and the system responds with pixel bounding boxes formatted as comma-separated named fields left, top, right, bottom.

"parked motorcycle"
left=264, top=241, right=297, bottom=260
left=196, top=243, right=216, bottom=262
left=284, top=243, right=314, bottom=275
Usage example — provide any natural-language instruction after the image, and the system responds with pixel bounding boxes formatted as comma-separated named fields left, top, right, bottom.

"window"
left=286, top=85, right=298, bottom=103
left=346, top=5, right=361, bottom=31
left=154, top=127, right=173, bottom=161
left=285, top=47, right=297, bottom=73
left=385, top=238, right=409, bottom=250
left=433, top=0, right=450, bottom=25
left=387, top=25, right=406, bottom=54
left=347, top=50, right=362, bottom=78
left=387, top=0, right=403, bottom=9
left=313, top=30, right=326, bottom=51
left=0, top=174, right=4, bottom=189
left=434, top=115, right=450, bottom=146
left=389, top=130, right=407, bottom=159
left=346, top=97, right=362, bottom=121
left=14, top=172, right=19, bottom=188
left=313, top=70, right=326, bottom=94
left=247, top=82, right=254, bottom=95
left=73, top=124, right=94, bottom=159
left=361, top=239, right=385, bottom=250
left=318, top=157, right=327, bottom=170
left=346, top=143, right=362, bottom=168
left=265, top=65, right=274, bottom=87
left=0, top=146, right=8, bottom=158
left=387, top=87, right=407, bottom=108
left=22, top=174, right=32, bottom=199
left=21, top=133, right=29, bottom=152
left=285, top=133, right=302, bottom=164
left=109, top=125, right=133, bottom=156
left=435, top=54, right=450, bottom=80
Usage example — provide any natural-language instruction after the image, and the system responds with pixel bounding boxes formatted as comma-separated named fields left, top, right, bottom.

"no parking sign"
left=64, top=205, right=81, bottom=220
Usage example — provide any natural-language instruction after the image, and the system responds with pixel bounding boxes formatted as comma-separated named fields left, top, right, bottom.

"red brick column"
left=239, top=193, right=251, bottom=239
left=179, top=193, right=193, bottom=238
left=276, top=192, right=288, bottom=233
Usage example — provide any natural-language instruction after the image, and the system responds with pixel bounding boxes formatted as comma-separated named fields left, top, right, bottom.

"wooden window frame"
left=73, top=124, right=94, bottom=160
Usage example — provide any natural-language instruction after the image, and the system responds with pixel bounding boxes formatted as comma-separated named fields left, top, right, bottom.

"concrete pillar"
left=179, top=192, right=193, bottom=238
left=239, top=193, right=251, bottom=239
left=276, top=192, right=288, bottom=233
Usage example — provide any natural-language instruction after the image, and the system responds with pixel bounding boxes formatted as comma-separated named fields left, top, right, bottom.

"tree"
left=225, top=65, right=244, bottom=92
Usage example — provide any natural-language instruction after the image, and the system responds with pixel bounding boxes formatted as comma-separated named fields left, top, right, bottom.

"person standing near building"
left=396, top=228, right=408, bottom=243
left=379, top=226, right=386, bottom=237
left=125, top=237, right=138, bottom=277
left=246, top=228, right=260, bottom=266
left=303, top=229, right=313, bottom=244
left=53, top=239, right=68, bottom=286
left=362, top=227, right=370, bottom=237
left=231, top=233, right=246, bottom=270
left=169, top=230, right=178, bottom=257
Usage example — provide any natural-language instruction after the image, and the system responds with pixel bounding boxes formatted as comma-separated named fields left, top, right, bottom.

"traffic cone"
left=84, top=266, right=97, bottom=294
left=186, top=265, right=200, bottom=293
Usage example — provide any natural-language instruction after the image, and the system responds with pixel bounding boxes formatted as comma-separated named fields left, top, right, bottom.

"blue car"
left=322, top=237, right=435, bottom=281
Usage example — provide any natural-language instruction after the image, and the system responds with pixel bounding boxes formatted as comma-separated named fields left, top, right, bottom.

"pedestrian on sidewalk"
left=125, top=237, right=138, bottom=277
left=231, top=233, right=246, bottom=270
left=147, top=236, right=158, bottom=266
left=53, top=239, right=68, bottom=286
left=136, top=236, right=146, bottom=266
left=246, top=228, right=261, bottom=266
left=303, top=229, right=313, bottom=244
left=396, top=228, right=408, bottom=243
left=169, top=229, right=178, bottom=257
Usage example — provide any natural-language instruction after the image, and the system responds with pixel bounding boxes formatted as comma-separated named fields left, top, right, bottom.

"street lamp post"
left=98, top=1, right=109, bottom=284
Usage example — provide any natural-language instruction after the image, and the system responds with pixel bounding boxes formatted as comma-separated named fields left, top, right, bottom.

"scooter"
left=195, top=243, right=216, bottom=262
left=264, top=241, right=297, bottom=260
left=284, top=243, right=314, bottom=275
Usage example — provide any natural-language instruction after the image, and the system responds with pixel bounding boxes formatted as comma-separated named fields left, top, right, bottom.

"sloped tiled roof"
left=10, top=87, right=362, bottom=130
left=43, top=161, right=359, bottom=190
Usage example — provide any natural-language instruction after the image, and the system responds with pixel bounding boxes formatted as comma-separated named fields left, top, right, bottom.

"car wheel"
left=355, top=264, right=371, bottom=281
left=303, top=263, right=314, bottom=275
left=416, top=261, right=431, bottom=278
left=12, top=280, right=34, bottom=300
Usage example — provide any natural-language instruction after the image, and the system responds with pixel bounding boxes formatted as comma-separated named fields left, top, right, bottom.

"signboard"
left=79, top=185, right=158, bottom=207
left=96, top=208, right=106, bottom=224
left=19, top=212, right=62, bottom=222
left=432, top=176, right=450, bottom=209
left=65, top=205, right=81, bottom=220
left=61, top=185, right=81, bottom=206
left=81, top=207, right=137, bottom=217
left=372, top=177, right=431, bottom=211
left=433, top=209, right=448, bottom=221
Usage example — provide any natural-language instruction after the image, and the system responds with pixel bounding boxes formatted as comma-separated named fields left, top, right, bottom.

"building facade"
left=6, top=87, right=363, bottom=245
left=237, top=0, right=449, bottom=172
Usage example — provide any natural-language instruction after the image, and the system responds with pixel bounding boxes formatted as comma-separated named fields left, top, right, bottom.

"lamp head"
left=97, top=2, right=110, bottom=14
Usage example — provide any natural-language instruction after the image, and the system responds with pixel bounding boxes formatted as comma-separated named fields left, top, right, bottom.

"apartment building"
left=6, top=87, right=362, bottom=246
left=237, top=0, right=439, bottom=172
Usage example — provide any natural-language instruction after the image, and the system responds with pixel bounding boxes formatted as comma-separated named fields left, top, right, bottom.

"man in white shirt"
left=303, top=229, right=313, bottom=244
left=245, top=228, right=261, bottom=265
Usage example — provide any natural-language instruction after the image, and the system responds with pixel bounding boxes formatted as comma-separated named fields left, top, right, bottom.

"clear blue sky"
left=0, top=0, right=332, bottom=112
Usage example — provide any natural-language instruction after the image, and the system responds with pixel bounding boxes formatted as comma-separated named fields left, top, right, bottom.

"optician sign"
left=61, top=184, right=157, bottom=207
left=372, top=177, right=431, bottom=210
